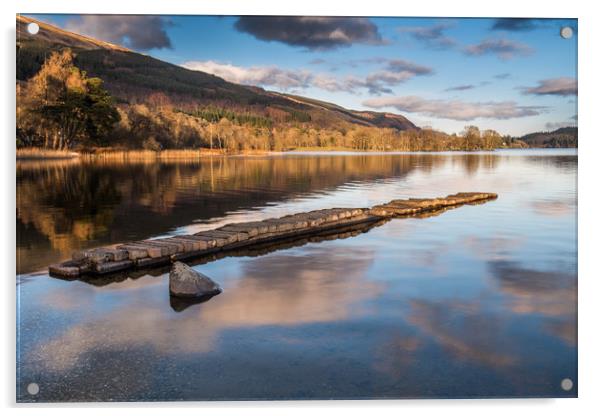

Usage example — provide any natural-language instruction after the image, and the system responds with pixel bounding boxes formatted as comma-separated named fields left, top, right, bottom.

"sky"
left=29, top=14, right=578, bottom=136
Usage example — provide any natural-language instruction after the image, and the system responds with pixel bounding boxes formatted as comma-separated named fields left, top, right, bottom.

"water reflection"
left=490, top=261, right=576, bottom=318
left=17, top=151, right=574, bottom=274
left=531, top=198, right=576, bottom=217
left=17, top=150, right=577, bottom=401
left=489, top=260, right=577, bottom=347
left=17, top=154, right=448, bottom=273
left=408, top=299, right=517, bottom=367
left=58, top=218, right=386, bottom=287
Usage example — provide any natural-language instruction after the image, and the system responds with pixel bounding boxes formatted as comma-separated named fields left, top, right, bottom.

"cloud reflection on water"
left=408, top=299, right=517, bottom=367
left=29, top=246, right=380, bottom=372
left=490, top=260, right=576, bottom=318
left=489, top=260, right=576, bottom=347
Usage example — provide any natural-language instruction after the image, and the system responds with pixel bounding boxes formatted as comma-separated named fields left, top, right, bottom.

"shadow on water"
left=169, top=293, right=220, bottom=312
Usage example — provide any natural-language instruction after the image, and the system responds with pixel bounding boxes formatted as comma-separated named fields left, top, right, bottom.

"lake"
left=16, top=149, right=577, bottom=401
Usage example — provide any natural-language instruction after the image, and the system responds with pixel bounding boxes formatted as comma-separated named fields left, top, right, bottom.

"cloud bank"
left=234, top=16, right=384, bottom=50
left=362, top=96, right=544, bottom=121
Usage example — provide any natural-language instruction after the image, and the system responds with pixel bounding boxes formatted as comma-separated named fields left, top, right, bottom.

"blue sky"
left=29, top=14, right=577, bottom=136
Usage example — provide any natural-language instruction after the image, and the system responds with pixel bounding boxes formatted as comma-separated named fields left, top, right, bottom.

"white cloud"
left=182, top=59, right=432, bottom=95
left=182, top=60, right=313, bottom=90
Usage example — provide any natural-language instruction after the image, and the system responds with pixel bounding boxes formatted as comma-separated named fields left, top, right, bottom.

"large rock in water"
left=169, top=262, right=222, bottom=298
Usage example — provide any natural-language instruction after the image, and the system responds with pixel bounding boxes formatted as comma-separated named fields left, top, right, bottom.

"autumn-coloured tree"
left=18, top=49, right=120, bottom=149
left=147, top=92, right=172, bottom=112
left=462, top=126, right=482, bottom=151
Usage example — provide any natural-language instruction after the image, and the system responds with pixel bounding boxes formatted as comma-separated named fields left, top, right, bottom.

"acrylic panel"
left=16, top=14, right=577, bottom=402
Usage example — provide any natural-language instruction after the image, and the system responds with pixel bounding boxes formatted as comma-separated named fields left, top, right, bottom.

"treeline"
left=17, top=50, right=516, bottom=152
left=111, top=103, right=514, bottom=152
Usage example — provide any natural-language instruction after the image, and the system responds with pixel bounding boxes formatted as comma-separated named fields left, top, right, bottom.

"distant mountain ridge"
left=17, top=15, right=419, bottom=132
left=519, top=127, right=578, bottom=148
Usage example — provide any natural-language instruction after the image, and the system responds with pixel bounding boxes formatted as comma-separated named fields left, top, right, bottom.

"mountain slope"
left=17, top=15, right=418, bottom=131
left=277, top=93, right=418, bottom=130
left=17, top=15, right=130, bottom=52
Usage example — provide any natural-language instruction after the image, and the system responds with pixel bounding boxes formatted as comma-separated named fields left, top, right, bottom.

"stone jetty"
left=49, top=192, right=497, bottom=278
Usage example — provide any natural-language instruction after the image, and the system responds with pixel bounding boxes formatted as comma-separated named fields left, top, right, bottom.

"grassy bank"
left=16, top=148, right=81, bottom=160
left=82, top=148, right=228, bottom=160
left=284, top=146, right=359, bottom=152
left=16, top=147, right=256, bottom=160
left=17, top=144, right=536, bottom=161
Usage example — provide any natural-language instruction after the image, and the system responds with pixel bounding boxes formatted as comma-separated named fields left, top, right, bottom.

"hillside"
left=520, top=127, right=578, bottom=148
left=16, top=15, right=418, bottom=132
left=279, top=93, right=417, bottom=130
left=17, top=15, right=130, bottom=52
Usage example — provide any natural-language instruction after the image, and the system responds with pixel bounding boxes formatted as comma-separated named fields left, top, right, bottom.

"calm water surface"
left=16, top=149, right=577, bottom=401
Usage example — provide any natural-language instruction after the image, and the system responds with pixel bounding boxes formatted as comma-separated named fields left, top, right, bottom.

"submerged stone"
left=169, top=261, right=222, bottom=298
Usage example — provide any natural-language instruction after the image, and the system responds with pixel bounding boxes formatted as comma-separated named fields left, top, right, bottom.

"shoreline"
left=16, top=146, right=575, bottom=161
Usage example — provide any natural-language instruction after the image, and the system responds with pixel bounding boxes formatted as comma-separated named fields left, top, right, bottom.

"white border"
left=3, top=1, right=601, bottom=414
left=9, top=0, right=583, bottom=18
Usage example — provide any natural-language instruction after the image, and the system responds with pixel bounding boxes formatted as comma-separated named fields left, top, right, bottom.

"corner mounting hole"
left=27, top=382, right=39, bottom=395
left=561, top=378, right=573, bottom=391
left=27, top=22, right=40, bottom=35
left=560, top=26, right=573, bottom=39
